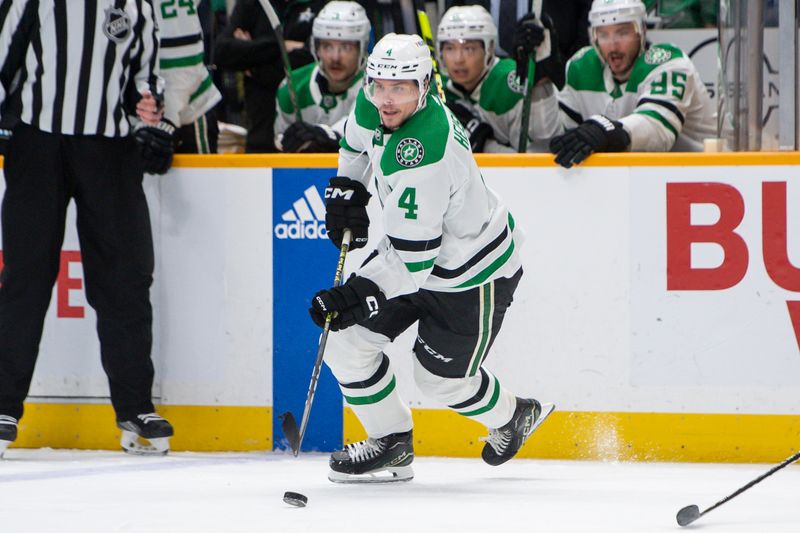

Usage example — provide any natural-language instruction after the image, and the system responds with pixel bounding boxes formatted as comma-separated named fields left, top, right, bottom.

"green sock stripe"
left=343, top=376, right=397, bottom=406
left=459, top=377, right=500, bottom=417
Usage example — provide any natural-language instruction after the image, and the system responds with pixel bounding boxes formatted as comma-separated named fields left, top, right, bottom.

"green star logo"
left=395, top=138, right=424, bottom=167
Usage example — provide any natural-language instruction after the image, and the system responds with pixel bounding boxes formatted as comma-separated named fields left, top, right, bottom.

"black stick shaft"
left=292, top=230, right=352, bottom=456
left=257, top=0, right=302, bottom=122
left=701, top=449, right=800, bottom=517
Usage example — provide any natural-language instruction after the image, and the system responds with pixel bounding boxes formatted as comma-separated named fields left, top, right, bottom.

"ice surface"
left=1, top=449, right=799, bottom=532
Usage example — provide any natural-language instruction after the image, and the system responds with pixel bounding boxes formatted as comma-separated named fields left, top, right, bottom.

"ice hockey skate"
left=328, top=430, right=414, bottom=483
left=481, top=398, right=555, bottom=466
left=0, top=415, right=17, bottom=458
left=117, top=413, right=174, bottom=456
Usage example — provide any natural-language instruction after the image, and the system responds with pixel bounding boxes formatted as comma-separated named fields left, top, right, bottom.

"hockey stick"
left=517, top=55, right=535, bottom=153
left=413, top=0, right=446, bottom=103
left=256, top=0, right=302, bottom=123
left=676, top=449, right=800, bottom=526
left=281, top=229, right=352, bottom=456
left=517, top=0, right=541, bottom=153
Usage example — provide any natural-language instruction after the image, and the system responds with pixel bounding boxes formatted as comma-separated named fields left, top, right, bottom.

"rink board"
left=0, top=152, right=799, bottom=461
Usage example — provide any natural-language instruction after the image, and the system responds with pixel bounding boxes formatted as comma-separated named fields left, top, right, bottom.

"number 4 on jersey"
left=398, top=187, right=418, bottom=219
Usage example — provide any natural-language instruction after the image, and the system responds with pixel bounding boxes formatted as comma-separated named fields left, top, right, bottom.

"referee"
left=0, top=0, right=175, bottom=456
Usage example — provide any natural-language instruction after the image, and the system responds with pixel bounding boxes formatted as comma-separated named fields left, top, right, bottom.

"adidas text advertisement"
left=275, top=185, right=329, bottom=240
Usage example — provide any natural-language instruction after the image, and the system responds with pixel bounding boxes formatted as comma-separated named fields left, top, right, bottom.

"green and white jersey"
left=550, top=44, right=715, bottom=151
left=338, top=89, right=523, bottom=299
left=275, top=63, right=364, bottom=141
left=443, top=57, right=558, bottom=153
left=154, top=0, right=220, bottom=126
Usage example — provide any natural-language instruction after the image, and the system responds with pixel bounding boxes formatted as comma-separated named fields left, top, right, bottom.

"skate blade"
left=529, top=402, right=555, bottom=436
left=120, top=431, right=170, bottom=456
left=0, top=440, right=10, bottom=459
left=328, top=465, right=414, bottom=484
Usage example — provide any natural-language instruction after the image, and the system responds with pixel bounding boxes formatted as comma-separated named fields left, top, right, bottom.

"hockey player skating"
left=308, top=33, right=554, bottom=483
left=544, top=0, right=715, bottom=167
left=275, top=1, right=371, bottom=153
left=436, top=5, right=559, bottom=153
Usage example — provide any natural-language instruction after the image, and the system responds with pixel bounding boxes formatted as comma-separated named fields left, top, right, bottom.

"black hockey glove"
left=549, top=115, right=631, bottom=168
left=512, top=13, right=545, bottom=85
left=446, top=101, right=494, bottom=153
left=282, top=121, right=341, bottom=153
left=325, top=176, right=371, bottom=250
left=309, top=275, right=386, bottom=331
left=134, top=119, right=175, bottom=175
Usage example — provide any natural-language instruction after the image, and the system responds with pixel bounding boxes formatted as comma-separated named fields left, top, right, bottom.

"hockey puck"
left=283, top=491, right=308, bottom=507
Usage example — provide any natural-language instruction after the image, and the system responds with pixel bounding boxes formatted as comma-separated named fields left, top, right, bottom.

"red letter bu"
left=763, top=182, right=800, bottom=292
left=667, top=182, right=748, bottom=290
left=57, top=250, right=85, bottom=318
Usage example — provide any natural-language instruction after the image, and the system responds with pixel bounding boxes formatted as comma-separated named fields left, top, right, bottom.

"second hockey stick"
left=676, top=448, right=800, bottom=526
left=413, top=0, right=446, bottom=103
left=256, top=0, right=302, bottom=123
left=281, top=229, right=352, bottom=456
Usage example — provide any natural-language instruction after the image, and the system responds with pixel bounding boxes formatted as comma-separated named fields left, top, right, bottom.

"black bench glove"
left=549, top=115, right=631, bottom=168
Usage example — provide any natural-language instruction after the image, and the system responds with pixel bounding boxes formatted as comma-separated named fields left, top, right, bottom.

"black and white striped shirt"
left=0, top=0, right=162, bottom=137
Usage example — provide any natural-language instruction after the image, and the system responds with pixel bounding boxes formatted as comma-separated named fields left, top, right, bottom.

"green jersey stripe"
left=160, top=52, right=204, bottom=69
left=455, top=240, right=515, bottom=289
left=189, top=74, right=214, bottom=103
left=405, top=258, right=437, bottom=272
left=636, top=109, right=679, bottom=139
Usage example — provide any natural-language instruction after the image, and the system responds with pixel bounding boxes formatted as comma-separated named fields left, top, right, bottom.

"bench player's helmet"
left=589, top=0, right=647, bottom=56
left=436, top=5, right=497, bottom=75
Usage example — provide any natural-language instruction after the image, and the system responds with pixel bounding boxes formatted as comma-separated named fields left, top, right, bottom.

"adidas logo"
left=274, top=186, right=329, bottom=240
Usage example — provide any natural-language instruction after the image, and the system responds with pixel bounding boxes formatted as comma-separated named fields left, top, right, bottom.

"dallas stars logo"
left=645, top=47, right=672, bottom=65
left=507, top=71, right=525, bottom=95
left=395, top=138, right=424, bottom=167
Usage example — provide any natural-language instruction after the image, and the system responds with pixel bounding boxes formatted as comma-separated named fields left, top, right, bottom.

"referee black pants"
left=0, top=124, right=156, bottom=421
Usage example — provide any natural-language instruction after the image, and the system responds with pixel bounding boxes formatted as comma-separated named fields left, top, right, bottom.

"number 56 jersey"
left=338, top=90, right=523, bottom=300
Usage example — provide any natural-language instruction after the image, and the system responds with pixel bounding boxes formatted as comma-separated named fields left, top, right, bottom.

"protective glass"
left=316, top=40, right=359, bottom=57
left=364, top=78, right=421, bottom=107
left=439, top=40, right=486, bottom=60
left=594, top=24, right=639, bottom=45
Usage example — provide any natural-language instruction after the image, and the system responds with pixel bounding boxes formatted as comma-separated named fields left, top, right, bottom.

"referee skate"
left=117, top=414, right=174, bottom=456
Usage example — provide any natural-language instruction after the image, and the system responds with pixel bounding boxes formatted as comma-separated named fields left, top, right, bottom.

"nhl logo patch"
left=321, top=94, right=336, bottom=111
left=396, top=138, right=424, bottom=167
left=373, top=128, right=384, bottom=146
left=103, top=7, right=131, bottom=44
left=507, top=71, right=525, bottom=95
left=644, top=47, right=672, bottom=65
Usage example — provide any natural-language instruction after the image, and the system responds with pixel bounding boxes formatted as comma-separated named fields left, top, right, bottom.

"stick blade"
left=676, top=505, right=701, bottom=527
left=280, top=411, right=301, bottom=456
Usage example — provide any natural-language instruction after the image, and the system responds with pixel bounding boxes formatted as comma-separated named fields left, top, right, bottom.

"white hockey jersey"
left=540, top=44, right=715, bottom=152
left=275, top=62, right=364, bottom=143
left=443, top=57, right=558, bottom=153
left=155, top=0, right=221, bottom=126
left=338, top=90, right=523, bottom=299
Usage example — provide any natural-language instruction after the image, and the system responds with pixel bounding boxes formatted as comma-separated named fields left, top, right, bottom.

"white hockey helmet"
left=312, top=1, right=372, bottom=67
left=436, top=5, right=497, bottom=71
left=589, top=0, right=647, bottom=54
left=365, top=33, right=432, bottom=112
